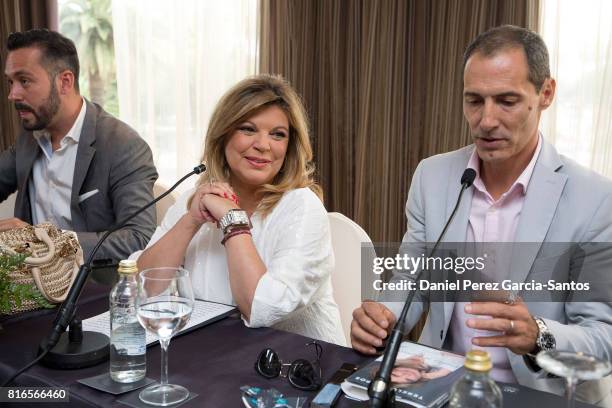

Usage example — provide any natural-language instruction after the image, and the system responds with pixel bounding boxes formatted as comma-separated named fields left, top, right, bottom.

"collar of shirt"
left=466, top=133, right=543, bottom=201
left=32, top=98, right=87, bottom=160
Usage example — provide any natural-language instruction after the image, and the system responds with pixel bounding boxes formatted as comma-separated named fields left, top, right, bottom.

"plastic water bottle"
left=448, top=350, right=502, bottom=408
left=109, top=260, right=146, bottom=382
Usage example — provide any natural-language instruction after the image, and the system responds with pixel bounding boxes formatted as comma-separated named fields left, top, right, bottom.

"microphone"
left=1, top=164, right=206, bottom=385
left=367, top=168, right=476, bottom=408
left=461, top=168, right=476, bottom=187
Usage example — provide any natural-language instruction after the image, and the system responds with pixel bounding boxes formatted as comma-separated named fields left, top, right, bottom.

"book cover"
left=341, top=342, right=465, bottom=408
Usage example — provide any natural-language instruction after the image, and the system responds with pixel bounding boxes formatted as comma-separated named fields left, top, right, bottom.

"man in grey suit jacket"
left=351, top=25, right=612, bottom=405
left=0, top=29, right=158, bottom=264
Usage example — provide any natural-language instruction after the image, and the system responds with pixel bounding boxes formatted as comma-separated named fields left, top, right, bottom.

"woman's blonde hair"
left=190, top=74, right=322, bottom=217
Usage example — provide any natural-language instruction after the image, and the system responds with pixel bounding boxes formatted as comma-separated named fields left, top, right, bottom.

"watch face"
left=538, top=332, right=556, bottom=350
left=232, top=211, right=249, bottom=224
left=220, top=210, right=249, bottom=233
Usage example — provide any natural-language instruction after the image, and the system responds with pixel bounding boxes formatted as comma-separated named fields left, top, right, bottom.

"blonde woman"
left=133, top=75, right=345, bottom=345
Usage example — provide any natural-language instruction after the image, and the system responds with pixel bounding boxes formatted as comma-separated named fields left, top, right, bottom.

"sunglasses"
left=254, top=341, right=323, bottom=391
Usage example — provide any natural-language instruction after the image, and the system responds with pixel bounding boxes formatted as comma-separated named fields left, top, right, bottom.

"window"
left=539, top=0, right=612, bottom=178
left=59, top=0, right=118, bottom=116
left=59, top=0, right=259, bottom=191
left=112, top=0, right=258, bottom=191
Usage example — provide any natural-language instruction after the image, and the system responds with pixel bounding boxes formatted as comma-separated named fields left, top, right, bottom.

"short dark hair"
left=7, top=28, right=80, bottom=92
left=463, top=25, right=550, bottom=92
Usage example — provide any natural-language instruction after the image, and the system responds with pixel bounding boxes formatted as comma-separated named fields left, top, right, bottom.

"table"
left=0, top=282, right=596, bottom=407
left=0, top=282, right=368, bottom=407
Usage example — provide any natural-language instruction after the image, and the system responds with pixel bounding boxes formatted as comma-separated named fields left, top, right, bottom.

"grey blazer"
left=386, top=140, right=612, bottom=405
left=0, top=100, right=158, bottom=263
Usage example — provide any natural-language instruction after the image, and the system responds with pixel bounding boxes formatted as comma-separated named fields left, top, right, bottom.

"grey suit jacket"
left=0, top=99, right=158, bottom=263
left=386, top=140, right=612, bottom=405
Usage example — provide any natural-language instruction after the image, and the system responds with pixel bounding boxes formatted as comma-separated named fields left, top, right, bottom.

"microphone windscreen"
left=461, top=168, right=477, bottom=187
left=193, top=164, right=207, bottom=174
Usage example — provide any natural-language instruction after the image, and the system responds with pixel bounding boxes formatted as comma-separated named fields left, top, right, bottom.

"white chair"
left=0, top=192, right=17, bottom=219
left=153, top=182, right=178, bottom=225
left=328, top=212, right=377, bottom=344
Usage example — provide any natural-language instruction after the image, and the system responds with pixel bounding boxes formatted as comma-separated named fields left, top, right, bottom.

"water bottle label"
left=111, top=324, right=146, bottom=355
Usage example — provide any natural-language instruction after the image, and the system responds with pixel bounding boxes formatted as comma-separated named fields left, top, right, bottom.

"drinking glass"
left=136, top=267, right=194, bottom=406
left=537, top=350, right=612, bottom=408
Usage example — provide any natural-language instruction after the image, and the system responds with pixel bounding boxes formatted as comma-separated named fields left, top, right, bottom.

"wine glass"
left=537, top=350, right=612, bottom=408
left=136, top=267, right=194, bottom=406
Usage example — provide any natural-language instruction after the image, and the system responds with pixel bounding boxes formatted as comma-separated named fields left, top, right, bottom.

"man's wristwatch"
left=532, top=316, right=556, bottom=354
left=218, top=209, right=251, bottom=234
left=525, top=316, right=557, bottom=371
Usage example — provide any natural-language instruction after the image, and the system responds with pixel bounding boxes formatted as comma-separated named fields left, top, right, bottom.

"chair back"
left=153, top=182, right=178, bottom=225
left=328, top=212, right=376, bottom=343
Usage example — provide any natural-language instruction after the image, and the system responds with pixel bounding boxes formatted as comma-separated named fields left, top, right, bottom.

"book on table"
left=341, top=341, right=465, bottom=408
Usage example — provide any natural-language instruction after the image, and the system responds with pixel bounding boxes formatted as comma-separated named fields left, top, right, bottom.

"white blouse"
left=131, top=187, right=346, bottom=346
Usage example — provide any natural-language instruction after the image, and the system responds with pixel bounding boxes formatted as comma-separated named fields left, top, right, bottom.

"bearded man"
left=1, top=29, right=158, bottom=264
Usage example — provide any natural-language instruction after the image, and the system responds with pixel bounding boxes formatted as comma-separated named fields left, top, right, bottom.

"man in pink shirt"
left=351, top=25, right=612, bottom=405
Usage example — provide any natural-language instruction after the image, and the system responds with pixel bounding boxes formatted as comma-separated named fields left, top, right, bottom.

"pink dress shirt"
left=448, top=135, right=542, bottom=383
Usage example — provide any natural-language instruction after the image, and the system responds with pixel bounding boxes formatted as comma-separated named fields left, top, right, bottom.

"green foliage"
left=59, top=0, right=119, bottom=116
left=0, top=252, right=55, bottom=314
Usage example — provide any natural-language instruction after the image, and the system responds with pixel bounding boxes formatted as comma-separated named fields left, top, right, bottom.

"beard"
left=14, top=84, right=61, bottom=131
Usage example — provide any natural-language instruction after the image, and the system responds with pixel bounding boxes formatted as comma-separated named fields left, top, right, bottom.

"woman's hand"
left=187, top=182, right=238, bottom=226
left=201, top=193, right=240, bottom=222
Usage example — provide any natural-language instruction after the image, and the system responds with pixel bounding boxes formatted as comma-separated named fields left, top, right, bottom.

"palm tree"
left=60, top=0, right=114, bottom=106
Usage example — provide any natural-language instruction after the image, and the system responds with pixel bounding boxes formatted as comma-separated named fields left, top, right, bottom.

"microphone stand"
left=1, top=164, right=206, bottom=384
left=368, top=169, right=476, bottom=408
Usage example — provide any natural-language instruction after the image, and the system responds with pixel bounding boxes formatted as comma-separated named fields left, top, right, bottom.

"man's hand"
left=465, top=299, right=539, bottom=355
left=0, top=218, right=28, bottom=231
left=350, top=301, right=397, bottom=355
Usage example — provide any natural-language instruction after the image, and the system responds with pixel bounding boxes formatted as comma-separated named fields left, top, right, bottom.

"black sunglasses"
left=254, top=341, right=323, bottom=391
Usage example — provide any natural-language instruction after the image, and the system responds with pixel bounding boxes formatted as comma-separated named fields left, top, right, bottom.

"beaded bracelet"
left=221, top=227, right=252, bottom=245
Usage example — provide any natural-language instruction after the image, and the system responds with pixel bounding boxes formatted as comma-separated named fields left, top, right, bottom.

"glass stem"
left=566, top=377, right=577, bottom=408
left=160, top=338, right=170, bottom=386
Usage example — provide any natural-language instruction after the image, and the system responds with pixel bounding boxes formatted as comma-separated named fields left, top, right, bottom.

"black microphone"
left=368, top=168, right=476, bottom=408
left=461, top=168, right=476, bottom=187
left=1, top=164, right=206, bottom=385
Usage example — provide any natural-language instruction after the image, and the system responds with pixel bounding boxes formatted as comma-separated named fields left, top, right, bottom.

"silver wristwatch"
left=533, top=316, right=556, bottom=353
left=218, top=209, right=251, bottom=234
left=524, top=316, right=556, bottom=372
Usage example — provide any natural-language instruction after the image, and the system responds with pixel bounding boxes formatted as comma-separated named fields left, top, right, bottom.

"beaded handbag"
left=0, top=223, right=82, bottom=314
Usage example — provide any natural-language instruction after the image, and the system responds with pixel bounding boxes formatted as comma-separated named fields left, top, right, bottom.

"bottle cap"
left=117, top=259, right=138, bottom=274
left=464, top=349, right=493, bottom=372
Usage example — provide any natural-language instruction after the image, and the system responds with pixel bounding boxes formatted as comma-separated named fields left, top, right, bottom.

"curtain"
left=539, top=0, right=612, bottom=178
left=0, top=0, right=55, bottom=152
left=260, top=0, right=538, bottom=339
left=111, top=0, right=258, bottom=191
left=259, top=0, right=539, bottom=245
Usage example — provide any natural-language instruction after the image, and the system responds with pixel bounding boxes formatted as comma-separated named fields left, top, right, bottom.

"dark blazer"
left=0, top=99, right=158, bottom=262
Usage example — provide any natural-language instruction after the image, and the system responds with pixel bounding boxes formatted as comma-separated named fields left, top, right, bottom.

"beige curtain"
left=260, top=0, right=539, bottom=244
left=0, top=0, right=55, bottom=151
